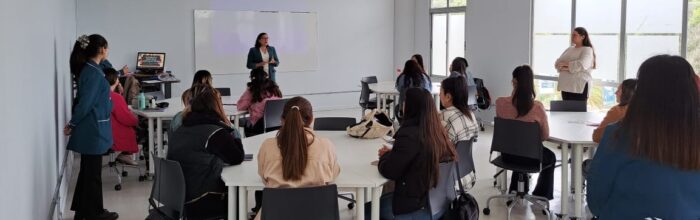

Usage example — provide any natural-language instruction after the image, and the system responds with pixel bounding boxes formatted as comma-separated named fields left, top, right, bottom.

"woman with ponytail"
left=64, top=34, right=118, bottom=220
left=255, top=97, right=340, bottom=219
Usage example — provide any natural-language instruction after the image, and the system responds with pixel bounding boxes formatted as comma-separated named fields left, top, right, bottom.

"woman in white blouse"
left=555, top=27, right=596, bottom=101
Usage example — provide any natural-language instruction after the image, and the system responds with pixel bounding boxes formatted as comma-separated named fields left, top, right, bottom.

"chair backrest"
left=428, top=161, right=457, bottom=217
left=550, top=100, right=587, bottom=112
left=313, top=117, right=357, bottom=131
left=261, top=184, right=340, bottom=220
left=215, top=87, right=231, bottom=96
left=491, top=117, right=543, bottom=161
left=149, top=155, right=186, bottom=219
left=359, top=76, right=377, bottom=105
left=467, top=85, right=478, bottom=106
left=361, top=76, right=378, bottom=84
left=263, top=98, right=290, bottom=131
left=455, top=139, right=476, bottom=178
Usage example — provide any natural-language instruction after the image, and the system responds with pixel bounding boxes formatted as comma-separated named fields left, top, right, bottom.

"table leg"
left=388, top=95, right=394, bottom=119
left=147, top=118, right=154, bottom=174
left=355, top=188, right=365, bottom=220
left=371, top=187, right=382, bottom=220
left=228, top=186, right=236, bottom=220
left=234, top=114, right=240, bottom=132
left=573, top=144, right=584, bottom=218
left=156, top=118, right=163, bottom=157
left=238, top=187, right=247, bottom=220
left=376, top=94, right=383, bottom=114
left=560, top=143, right=570, bottom=218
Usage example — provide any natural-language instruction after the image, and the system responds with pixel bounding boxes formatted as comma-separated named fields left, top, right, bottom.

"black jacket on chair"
left=378, top=118, right=432, bottom=215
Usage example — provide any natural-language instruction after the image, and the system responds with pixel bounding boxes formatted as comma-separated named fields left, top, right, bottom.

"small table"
left=368, top=81, right=441, bottom=118
left=221, top=131, right=389, bottom=220
left=131, top=96, right=247, bottom=175
left=547, top=111, right=604, bottom=219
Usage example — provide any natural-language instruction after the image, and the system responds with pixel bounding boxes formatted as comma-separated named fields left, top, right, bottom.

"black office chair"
left=313, top=117, right=357, bottom=131
left=263, top=98, right=290, bottom=132
left=482, top=118, right=552, bottom=219
left=359, top=76, right=378, bottom=116
left=428, top=161, right=458, bottom=218
left=215, top=87, right=231, bottom=96
left=550, top=100, right=587, bottom=112
left=261, top=185, right=340, bottom=220
left=146, top=155, right=186, bottom=220
left=455, top=139, right=477, bottom=189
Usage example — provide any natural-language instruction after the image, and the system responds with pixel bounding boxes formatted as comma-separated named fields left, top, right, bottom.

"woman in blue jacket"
left=65, top=34, right=118, bottom=220
left=586, top=55, right=700, bottom=219
left=247, top=32, right=280, bottom=82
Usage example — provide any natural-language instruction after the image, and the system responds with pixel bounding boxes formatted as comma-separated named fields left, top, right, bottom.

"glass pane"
left=576, top=0, right=621, bottom=82
left=432, top=14, right=448, bottom=76
left=625, top=35, right=681, bottom=78
left=533, top=0, right=571, bottom=77
left=688, top=0, right=700, bottom=73
left=449, top=0, right=467, bottom=7
left=532, top=35, right=570, bottom=76
left=588, top=35, right=620, bottom=82
left=432, top=0, right=447, bottom=9
left=627, top=0, right=683, bottom=33
left=534, top=0, right=571, bottom=33
left=448, top=12, right=465, bottom=72
left=534, top=79, right=561, bottom=110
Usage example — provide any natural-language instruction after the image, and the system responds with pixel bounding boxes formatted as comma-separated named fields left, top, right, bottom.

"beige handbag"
left=347, top=109, right=394, bottom=139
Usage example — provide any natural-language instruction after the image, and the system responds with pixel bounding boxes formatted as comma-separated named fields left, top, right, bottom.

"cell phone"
left=244, top=154, right=253, bottom=161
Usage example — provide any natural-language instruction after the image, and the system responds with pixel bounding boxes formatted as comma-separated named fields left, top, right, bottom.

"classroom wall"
left=76, top=0, right=395, bottom=111
left=0, top=0, right=76, bottom=219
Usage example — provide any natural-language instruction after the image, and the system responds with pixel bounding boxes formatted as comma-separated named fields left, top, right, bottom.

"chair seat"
left=491, top=156, right=542, bottom=173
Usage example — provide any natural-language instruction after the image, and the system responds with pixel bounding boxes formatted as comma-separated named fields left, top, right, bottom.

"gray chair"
left=261, top=184, right=340, bottom=220
left=146, top=154, right=186, bottom=220
left=215, top=87, right=231, bottom=96
left=455, top=139, right=477, bottom=188
left=313, top=117, right=357, bottom=131
left=359, top=76, right=378, bottom=115
left=550, top=100, right=587, bottom=112
left=482, top=118, right=552, bottom=219
left=428, top=161, right=458, bottom=218
left=262, top=98, right=290, bottom=132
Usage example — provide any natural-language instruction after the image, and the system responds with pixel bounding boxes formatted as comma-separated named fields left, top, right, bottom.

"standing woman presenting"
left=65, top=34, right=118, bottom=220
left=555, top=27, right=596, bottom=101
left=247, top=32, right=280, bottom=82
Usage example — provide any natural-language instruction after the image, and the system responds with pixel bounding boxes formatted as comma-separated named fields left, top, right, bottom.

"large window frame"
left=531, top=0, right=691, bottom=110
left=430, top=1, right=467, bottom=76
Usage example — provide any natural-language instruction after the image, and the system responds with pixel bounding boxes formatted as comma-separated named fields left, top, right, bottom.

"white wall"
left=0, top=0, right=76, bottom=219
left=77, top=0, right=395, bottom=111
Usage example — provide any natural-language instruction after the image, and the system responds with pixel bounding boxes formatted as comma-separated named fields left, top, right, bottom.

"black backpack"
left=442, top=161, right=480, bottom=220
left=473, top=78, right=491, bottom=110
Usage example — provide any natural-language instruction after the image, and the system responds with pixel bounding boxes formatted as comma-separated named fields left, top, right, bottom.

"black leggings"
left=71, top=154, right=104, bottom=217
left=561, top=83, right=589, bottom=101
left=502, top=147, right=556, bottom=200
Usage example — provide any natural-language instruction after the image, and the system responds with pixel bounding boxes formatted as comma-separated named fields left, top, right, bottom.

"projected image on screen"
left=137, top=52, right=165, bottom=70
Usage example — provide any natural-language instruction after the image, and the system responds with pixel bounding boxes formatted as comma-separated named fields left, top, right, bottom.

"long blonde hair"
left=183, top=85, right=231, bottom=126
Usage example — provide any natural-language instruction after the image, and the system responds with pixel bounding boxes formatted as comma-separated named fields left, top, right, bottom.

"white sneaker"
left=117, top=154, right=138, bottom=166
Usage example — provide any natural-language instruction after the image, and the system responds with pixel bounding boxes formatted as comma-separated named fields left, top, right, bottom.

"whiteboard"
left=194, top=10, right=319, bottom=75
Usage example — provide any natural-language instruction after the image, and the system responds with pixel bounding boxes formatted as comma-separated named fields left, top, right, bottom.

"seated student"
left=448, top=57, right=476, bottom=86
left=237, top=68, right=282, bottom=137
left=587, top=55, right=700, bottom=219
left=171, top=70, right=214, bottom=132
left=592, top=79, right=636, bottom=143
left=375, top=88, right=457, bottom=220
left=439, top=77, right=479, bottom=144
left=167, top=85, right=245, bottom=219
left=495, top=65, right=555, bottom=200
left=104, top=68, right=139, bottom=165
left=395, top=60, right=432, bottom=118
left=255, top=97, right=340, bottom=220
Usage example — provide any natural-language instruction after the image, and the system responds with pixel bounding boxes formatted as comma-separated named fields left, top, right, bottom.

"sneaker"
left=117, top=154, right=138, bottom=166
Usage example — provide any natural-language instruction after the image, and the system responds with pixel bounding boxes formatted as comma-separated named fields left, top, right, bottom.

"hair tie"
left=291, top=106, right=300, bottom=110
left=78, top=35, right=90, bottom=49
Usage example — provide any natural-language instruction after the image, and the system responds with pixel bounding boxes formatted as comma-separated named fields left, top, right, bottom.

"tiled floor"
left=62, top=107, right=593, bottom=220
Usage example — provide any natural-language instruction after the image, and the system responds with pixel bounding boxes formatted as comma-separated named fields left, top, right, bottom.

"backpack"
left=442, top=160, right=480, bottom=220
left=473, top=78, right=491, bottom=110
left=347, top=109, right=394, bottom=139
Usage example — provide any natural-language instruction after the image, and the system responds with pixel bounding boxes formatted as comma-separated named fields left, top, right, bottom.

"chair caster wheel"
left=122, top=171, right=128, bottom=177
left=347, top=203, right=354, bottom=209
left=483, top=208, right=490, bottom=215
left=114, top=184, right=122, bottom=191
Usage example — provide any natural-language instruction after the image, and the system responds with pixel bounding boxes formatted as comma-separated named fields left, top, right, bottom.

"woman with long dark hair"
left=65, top=34, right=118, bottom=220
left=495, top=65, right=555, bottom=200
left=448, top=57, right=476, bottom=86
left=395, top=60, right=432, bottom=118
left=376, top=88, right=457, bottom=219
left=237, top=68, right=283, bottom=136
left=587, top=55, right=700, bottom=219
left=255, top=97, right=340, bottom=219
left=592, top=79, right=637, bottom=143
left=555, top=27, right=596, bottom=101
left=439, top=77, right=478, bottom=143
left=247, top=32, right=280, bottom=81
left=168, top=85, right=245, bottom=219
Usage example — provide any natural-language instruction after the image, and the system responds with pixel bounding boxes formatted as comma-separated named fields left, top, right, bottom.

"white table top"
left=546, top=111, right=605, bottom=144
left=221, top=131, right=389, bottom=188
left=368, top=81, right=441, bottom=95
left=131, top=96, right=245, bottom=119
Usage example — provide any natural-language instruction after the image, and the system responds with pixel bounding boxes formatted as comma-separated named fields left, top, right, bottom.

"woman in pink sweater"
left=237, top=68, right=282, bottom=137
left=495, top=65, right=555, bottom=200
left=104, top=69, right=139, bottom=165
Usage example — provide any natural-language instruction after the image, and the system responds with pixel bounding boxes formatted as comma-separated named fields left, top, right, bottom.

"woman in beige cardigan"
left=255, top=96, right=341, bottom=219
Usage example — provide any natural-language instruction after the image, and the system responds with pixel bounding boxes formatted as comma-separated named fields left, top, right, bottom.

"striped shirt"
left=440, top=106, right=479, bottom=143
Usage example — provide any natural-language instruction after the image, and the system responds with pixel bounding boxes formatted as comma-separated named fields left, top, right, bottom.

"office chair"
left=261, top=185, right=340, bottom=220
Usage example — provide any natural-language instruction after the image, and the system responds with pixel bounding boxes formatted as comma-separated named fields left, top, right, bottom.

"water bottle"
left=138, top=92, right=146, bottom=110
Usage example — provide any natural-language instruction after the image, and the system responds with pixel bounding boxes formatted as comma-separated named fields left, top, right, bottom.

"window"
left=430, top=0, right=467, bottom=76
left=532, top=0, right=691, bottom=110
